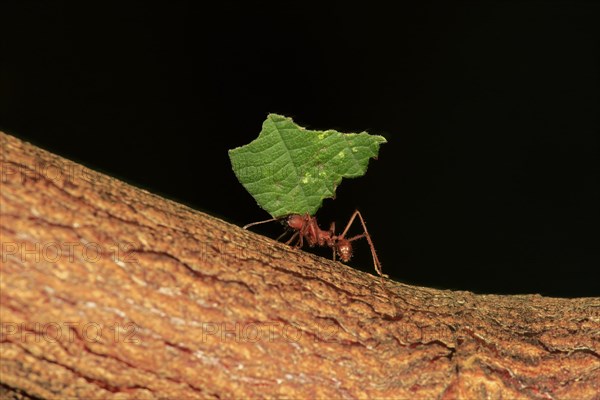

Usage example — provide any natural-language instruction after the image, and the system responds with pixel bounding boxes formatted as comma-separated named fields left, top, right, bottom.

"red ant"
left=243, top=210, right=384, bottom=277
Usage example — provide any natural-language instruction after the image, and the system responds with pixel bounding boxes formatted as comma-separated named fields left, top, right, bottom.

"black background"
left=2, top=1, right=598, bottom=297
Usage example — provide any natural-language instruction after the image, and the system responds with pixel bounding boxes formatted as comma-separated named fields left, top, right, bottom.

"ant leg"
left=340, top=210, right=384, bottom=277
left=276, top=230, right=291, bottom=242
left=306, top=216, right=320, bottom=247
left=285, top=231, right=300, bottom=246
left=243, top=217, right=281, bottom=230
left=330, top=221, right=336, bottom=261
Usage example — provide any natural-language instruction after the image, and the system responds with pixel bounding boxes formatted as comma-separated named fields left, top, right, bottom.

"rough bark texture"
left=0, top=131, right=599, bottom=399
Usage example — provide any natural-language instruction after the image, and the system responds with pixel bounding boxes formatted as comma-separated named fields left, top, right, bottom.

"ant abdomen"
left=286, top=214, right=305, bottom=230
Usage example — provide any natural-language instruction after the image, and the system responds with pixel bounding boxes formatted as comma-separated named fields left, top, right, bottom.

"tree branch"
left=1, top=131, right=598, bottom=399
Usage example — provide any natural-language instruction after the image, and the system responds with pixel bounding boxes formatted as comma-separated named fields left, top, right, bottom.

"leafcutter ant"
left=243, top=210, right=384, bottom=277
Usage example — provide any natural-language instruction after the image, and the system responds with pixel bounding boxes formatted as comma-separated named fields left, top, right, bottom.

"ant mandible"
left=243, top=210, right=383, bottom=277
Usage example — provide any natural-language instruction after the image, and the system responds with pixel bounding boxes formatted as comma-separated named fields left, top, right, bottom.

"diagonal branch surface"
left=0, top=132, right=598, bottom=399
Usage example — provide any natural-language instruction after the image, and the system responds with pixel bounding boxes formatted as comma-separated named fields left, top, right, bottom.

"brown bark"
left=0, top=131, right=598, bottom=400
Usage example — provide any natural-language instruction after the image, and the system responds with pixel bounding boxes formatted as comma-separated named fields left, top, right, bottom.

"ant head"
left=336, top=238, right=353, bottom=262
left=286, top=214, right=305, bottom=230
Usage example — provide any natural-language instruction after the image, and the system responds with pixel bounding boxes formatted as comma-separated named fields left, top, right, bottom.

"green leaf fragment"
left=229, top=113, right=387, bottom=218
